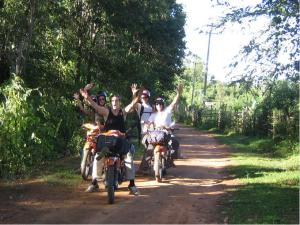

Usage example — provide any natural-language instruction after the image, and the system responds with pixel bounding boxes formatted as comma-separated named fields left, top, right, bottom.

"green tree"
left=0, top=0, right=186, bottom=178
left=212, top=0, right=299, bottom=84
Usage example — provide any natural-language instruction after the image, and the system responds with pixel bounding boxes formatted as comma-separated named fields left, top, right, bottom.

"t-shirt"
left=137, top=103, right=153, bottom=133
left=148, top=106, right=173, bottom=128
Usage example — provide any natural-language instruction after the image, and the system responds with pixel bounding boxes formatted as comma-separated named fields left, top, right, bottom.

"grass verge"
left=213, top=132, right=299, bottom=224
left=37, top=156, right=82, bottom=186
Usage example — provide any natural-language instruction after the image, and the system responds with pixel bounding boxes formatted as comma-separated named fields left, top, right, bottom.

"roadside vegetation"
left=176, top=1, right=299, bottom=223
left=0, top=0, right=185, bottom=178
left=212, top=133, right=299, bottom=224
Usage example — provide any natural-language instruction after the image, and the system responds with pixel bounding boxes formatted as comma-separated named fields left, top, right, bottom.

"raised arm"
left=124, top=87, right=144, bottom=114
left=168, top=84, right=183, bottom=111
left=84, top=82, right=94, bottom=91
left=79, top=88, right=109, bottom=117
left=130, top=83, right=141, bottom=111
left=73, top=92, right=92, bottom=115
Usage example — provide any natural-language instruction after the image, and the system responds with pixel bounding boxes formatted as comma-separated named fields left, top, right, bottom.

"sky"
left=176, top=0, right=263, bottom=82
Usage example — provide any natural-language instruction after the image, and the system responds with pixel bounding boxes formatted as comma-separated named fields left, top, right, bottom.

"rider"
left=131, top=84, right=153, bottom=135
left=80, top=88, right=141, bottom=195
left=148, top=84, right=182, bottom=129
left=74, top=83, right=108, bottom=128
left=131, top=84, right=153, bottom=172
left=147, top=84, right=182, bottom=182
left=95, top=90, right=108, bottom=130
left=74, top=84, right=108, bottom=167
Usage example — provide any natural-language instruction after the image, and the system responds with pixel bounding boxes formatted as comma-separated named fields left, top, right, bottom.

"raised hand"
left=84, top=83, right=94, bottom=91
left=176, top=84, right=183, bottom=95
left=73, top=92, right=80, bottom=100
left=131, top=84, right=139, bottom=94
left=131, top=83, right=139, bottom=96
left=79, top=88, right=88, bottom=99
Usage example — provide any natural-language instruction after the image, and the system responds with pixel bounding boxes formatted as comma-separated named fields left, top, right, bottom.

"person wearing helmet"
left=131, top=84, right=153, bottom=135
left=73, top=83, right=108, bottom=125
left=148, top=84, right=182, bottom=129
left=95, top=90, right=108, bottom=130
left=74, top=83, right=109, bottom=193
left=147, top=84, right=182, bottom=182
left=79, top=87, right=142, bottom=196
left=96, top=91, right=107, bottom=105
left=131, top=84, right=154, bottom=173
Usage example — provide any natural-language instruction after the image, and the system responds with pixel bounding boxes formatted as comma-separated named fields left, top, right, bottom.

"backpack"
left=146, top=130, right=167, bottom=145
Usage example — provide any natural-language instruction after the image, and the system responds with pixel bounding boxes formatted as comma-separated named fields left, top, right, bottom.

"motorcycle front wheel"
left=81, top=149, right=92, bottom=180
left=159, top=156, right=167, bottom=179
left=106, top=166, right=116, bottom=204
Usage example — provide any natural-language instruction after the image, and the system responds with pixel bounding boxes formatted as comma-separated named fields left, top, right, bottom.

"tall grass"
left=214, top=133, right=299, bottom=224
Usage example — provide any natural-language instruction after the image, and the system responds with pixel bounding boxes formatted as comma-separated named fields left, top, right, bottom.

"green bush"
left=67, top=127, right=85, bottom=155
left=0, top=75, right=81, bottom=178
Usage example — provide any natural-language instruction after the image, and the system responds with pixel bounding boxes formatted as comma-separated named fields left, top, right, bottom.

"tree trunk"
left=15, top=0, right=35, bottom=77
left=75, top=0, right=83, bottom=82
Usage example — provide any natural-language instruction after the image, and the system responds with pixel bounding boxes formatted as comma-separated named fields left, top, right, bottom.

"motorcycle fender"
left=83, top=142, right=90, bottom=149
left=154, top=145, right=167, bottom=154
left=154, top=145, right=161, bottom=153
left=159, top=146, right=167, bottom=153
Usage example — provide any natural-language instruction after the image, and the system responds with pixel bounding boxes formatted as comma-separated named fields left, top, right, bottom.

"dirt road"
left=0, top=124, right=233, bottom=224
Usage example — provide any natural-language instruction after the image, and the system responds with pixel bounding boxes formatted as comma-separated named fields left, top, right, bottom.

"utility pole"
left=203, top=26, right=213, bottom=98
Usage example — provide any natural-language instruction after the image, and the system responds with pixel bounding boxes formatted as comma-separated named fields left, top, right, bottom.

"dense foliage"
left=212, top=0, right=299, bottom=84
left=175, top=0, right=299, bottom=149
left=0, top=0, right=186, bottom=177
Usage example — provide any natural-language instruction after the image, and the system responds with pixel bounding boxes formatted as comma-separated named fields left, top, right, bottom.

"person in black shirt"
left=80, top=88, right=141, bottom=195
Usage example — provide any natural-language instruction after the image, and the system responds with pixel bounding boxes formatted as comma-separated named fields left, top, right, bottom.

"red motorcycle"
left=80, top=123, right=99, bottom=180
left=96, top=130, right=130, bottom=204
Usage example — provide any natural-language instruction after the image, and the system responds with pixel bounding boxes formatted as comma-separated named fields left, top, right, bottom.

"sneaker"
left=128, top=186, right=140, bottom=196
left=85, top=184, right=99, bottom=193
left=170, top=160, right=176, bottom=168
left=155, top=176, right=162, bottom=183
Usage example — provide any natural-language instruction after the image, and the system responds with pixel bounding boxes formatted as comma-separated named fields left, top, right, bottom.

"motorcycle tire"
left=148, top=158, right=155, bottom=176
left=161, top=157, right=167, bottom=178
left=154, top=151, right=160, bottom=178
left=81, top=150, right=92, bottom=180
left=106, top=166, right=115, bottom=204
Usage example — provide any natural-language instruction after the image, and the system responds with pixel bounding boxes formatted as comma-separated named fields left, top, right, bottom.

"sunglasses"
left=155, top=102, right=163, bottom=105
left=141, top=96, right=149, bottom=99
left=98, top=97, right=105, bottom=101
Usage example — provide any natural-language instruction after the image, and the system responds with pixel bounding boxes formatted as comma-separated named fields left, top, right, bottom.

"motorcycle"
left=144, top=127, right=176, bottom=182
left=96, top=129, right=133, bottom=204
left=80, top=123, right=100, bottom=180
